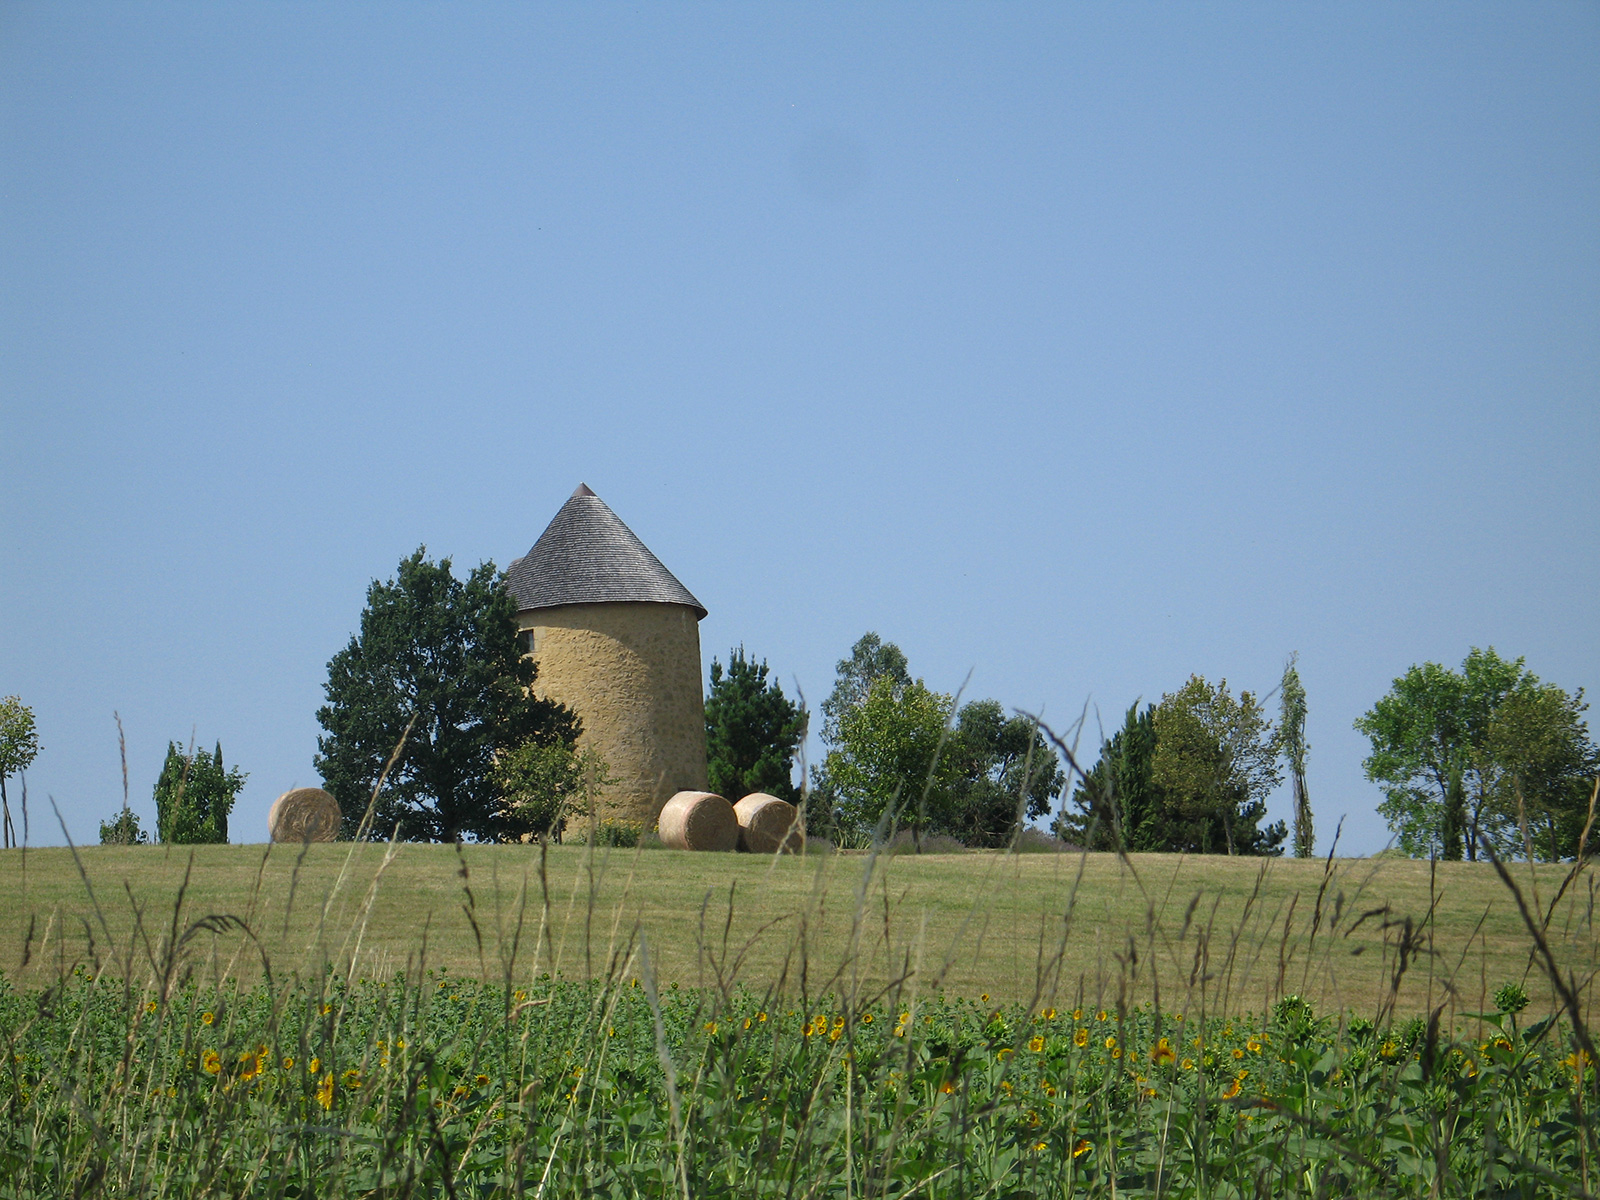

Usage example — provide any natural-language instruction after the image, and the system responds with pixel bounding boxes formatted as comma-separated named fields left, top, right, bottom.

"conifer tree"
left=154, top=740, right=244, bottom=844
left=704, top=647, right=805, bottom=803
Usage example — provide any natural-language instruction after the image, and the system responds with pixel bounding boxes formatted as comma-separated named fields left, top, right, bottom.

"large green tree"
left=315, top=548, right=578, bottom=842
left=704, top=647, right=806, bottom=803
left=1355, top=647, right=1595, bottom=861
left=154, top=741, right=244, bottom=844
left=944, top=699, right=1065, bottom=848
left=1149, top=675, right=1285, bottom=856
left=819, top=632, right=910, bottom=745
left=0, top=696, right=39, bottom=849
left=808, top=632, right=913, bottom=839
left=1481, top=683, right=1599, bottom=861
left=815, top=675, right=960, bottom=845
left=811, top=635, right=1064, bottom=848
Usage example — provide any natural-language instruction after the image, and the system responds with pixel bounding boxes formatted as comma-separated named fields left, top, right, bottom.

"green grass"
left=2, top=839, right=1597, bottom=1196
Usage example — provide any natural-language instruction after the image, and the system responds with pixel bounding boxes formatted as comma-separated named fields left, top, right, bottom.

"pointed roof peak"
left=506, top=488, right=706, bottom=619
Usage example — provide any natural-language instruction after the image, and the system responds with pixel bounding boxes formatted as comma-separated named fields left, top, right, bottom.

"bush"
left=98, top=809, right=147, bottom=845
left=587, top=821, right=643, bottom=848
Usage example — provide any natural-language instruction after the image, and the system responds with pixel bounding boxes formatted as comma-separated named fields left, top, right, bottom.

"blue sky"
left=2, top=3, right=1596, bottom=853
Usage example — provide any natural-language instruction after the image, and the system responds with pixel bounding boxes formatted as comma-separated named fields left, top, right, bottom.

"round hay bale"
left=268, top=788, right=342, bottom=843
left=656, top=791, right=738, bottom=852
left=734, top=793, right=804, bottom=855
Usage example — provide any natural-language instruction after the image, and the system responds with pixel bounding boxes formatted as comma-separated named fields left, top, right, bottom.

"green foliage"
left=587, top=820, right=644, bottom=848
left=1280, top=653, right=1314, bottom=857
left=1151, top=674, right=1285, bottom=855
left=0, top=696, right=38, bottom=784
left=811, top=635, right=1063, bottom=849
left=817, top=675, right=960, bottom=844
left=818, top=631, right=909, bottom=746
left=943, top=699, right=1065, bottom=847
left=1055, top=702, right=1159, bottom=850
left=315, top=548, right=579, bottom=842
left=153, top=742, right=243, bottom=844
left=1356, top=648, right=1598, bottom=860
left=704, top=646, right=805, bottom=803
left=490, top=739, right=608, bottom=842
left=1059, top=678, right=1286, bottom=856
left=0, top=695, right=39, bottom=849
left=3, top=971, right=1595, bottom=1198
left=98, top=808, right=148, bottom=845
left=1483, top=683, right=1600, bottom=861
left=1494, top=982, right=1530, bottom=1016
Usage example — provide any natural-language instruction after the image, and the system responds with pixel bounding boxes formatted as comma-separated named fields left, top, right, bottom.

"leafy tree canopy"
left=491, top=740, right=609, bottom=843
left=154, top=742, right=244, bottom=844
left=315, top=548, right=578, bottom=842
left=819, top=633, right=910, bottom=746
left=944, top=699, right=1065, bottom=848
left=1355, top=647, right=1597, bottom=861
left=819, top=675, right=960, bottom=844
left=1150, top=675, right=1285, bottom=856
left=705, top=647, right=806, bottom=803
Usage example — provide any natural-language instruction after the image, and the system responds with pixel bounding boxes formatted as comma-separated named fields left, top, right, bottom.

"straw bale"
left=734, top=793, right=804, bottom=854
left=268, top=788, right=342, bottom=843
left=656, top=791, right=739, bottom=852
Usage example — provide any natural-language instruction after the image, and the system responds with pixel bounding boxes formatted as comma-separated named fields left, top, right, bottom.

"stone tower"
left=505, top=484, right=709, bottom=830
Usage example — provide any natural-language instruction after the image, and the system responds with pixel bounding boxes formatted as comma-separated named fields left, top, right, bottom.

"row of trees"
left=804, top=634, right=1065, bottom=848
left=151, top=544, right=1600, bottom=861
left=100, top=735, right=248, bottom=845
left=6, top=698, right=246, bottom=850
left=27, top=545, right=1589, bottom=858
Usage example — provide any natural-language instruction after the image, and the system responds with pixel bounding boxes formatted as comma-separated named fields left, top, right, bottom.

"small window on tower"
left=522, top=630, right=537, bottom=656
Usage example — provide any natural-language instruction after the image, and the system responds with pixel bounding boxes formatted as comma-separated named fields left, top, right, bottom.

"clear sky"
left=2, top=4, right=1596, bottom=854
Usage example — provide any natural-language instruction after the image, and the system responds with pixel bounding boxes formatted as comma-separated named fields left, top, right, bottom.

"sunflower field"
left=2, top=962, right=1595, bottom=1198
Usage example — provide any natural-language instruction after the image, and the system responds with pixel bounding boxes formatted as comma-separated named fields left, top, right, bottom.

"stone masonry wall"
left=515, top=601, right=707, bottom=830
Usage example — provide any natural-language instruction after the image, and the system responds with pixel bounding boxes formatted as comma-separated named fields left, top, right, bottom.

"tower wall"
left=516, top=601, right=707, bottom=830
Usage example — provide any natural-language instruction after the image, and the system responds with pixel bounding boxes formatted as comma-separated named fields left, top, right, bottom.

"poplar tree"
left=1279, top=654, right=1314, bottom=858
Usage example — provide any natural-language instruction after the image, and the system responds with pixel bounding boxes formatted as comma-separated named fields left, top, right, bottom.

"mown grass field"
left=2, top=841, right=1594, bottom=1022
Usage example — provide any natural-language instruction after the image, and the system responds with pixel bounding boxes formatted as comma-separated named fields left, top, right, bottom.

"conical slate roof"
left=506, top=484, right=707, bottom=619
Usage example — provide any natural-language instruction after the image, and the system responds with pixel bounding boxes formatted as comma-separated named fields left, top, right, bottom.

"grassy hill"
left=2, top=841, right=1593, bottom=1021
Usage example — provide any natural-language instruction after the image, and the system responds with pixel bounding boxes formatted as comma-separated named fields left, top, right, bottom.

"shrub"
left=98, top=809, right=148, bottom=845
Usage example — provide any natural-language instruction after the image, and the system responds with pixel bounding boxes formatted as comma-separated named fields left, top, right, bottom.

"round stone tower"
left=505, top=484, right=708, bottom=830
